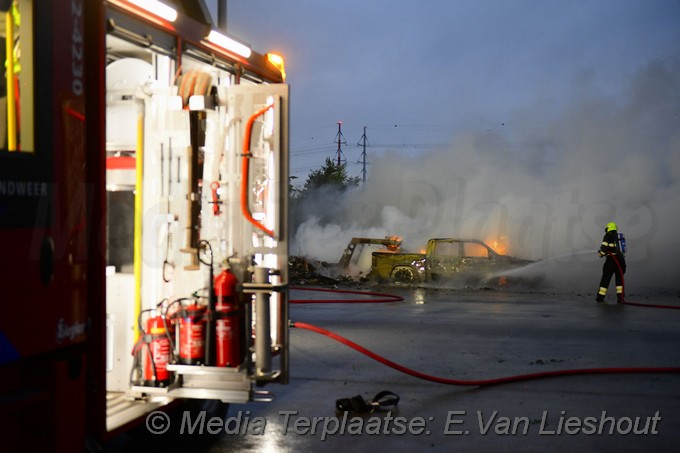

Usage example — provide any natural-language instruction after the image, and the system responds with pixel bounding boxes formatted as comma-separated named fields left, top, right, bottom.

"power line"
left=368, top=143, right=449, bottom=149
left=291, top=145, right=336, bottom=156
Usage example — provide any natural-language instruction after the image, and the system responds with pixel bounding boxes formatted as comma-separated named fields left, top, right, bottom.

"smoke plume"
left=292, top=57, right=680, bottom=293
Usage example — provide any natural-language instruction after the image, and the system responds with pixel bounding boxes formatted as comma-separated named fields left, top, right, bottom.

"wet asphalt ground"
left=203, top=285, right=680, bottom=452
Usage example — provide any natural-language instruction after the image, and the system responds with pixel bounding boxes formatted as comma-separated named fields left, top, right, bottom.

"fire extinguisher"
left=177, top=303, right=207, bottom=365
left=214, top=267, right=243, bottom=367
left=142, top=311, right=171, bottom=387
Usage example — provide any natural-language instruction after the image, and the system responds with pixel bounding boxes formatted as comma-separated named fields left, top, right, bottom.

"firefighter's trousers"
left=597, top=255, right=626, bottom=301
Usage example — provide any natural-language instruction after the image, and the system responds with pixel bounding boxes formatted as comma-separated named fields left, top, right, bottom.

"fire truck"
left=0, top=1, right=289, bottom=450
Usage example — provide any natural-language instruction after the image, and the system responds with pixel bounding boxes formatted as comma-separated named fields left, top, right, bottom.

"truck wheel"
left=391, top=266, right=417, bottom=284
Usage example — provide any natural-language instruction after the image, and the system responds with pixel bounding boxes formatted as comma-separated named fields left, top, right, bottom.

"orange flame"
left=385, top=236, right=402, bottom=252
left=490, top=236, right=508, bottom=255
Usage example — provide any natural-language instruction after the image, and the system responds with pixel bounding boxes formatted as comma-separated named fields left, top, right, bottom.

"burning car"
left=367, top=238, right=535, bottom=286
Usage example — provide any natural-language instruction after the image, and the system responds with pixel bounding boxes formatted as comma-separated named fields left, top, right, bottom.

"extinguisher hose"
left=130, top=309, right=159, bottom=385
left=162, top=311, right=177, bottom=363
left=290, top=287, right=680, bottom=387
left=198, top=240, right=216, bottom=366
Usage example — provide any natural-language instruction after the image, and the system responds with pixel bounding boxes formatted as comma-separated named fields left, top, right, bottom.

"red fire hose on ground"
left=621, top=300, right=680, bottom=309
left=290, top=286, right=680, bottom=387
left=609, top=254, right=680, bottom=310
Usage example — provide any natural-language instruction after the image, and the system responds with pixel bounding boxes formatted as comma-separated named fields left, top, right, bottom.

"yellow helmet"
left=605, top=222, right=618, bottom=233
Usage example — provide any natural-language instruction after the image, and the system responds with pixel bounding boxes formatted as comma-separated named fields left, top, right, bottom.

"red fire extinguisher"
left=143, top=313, right=171, bottom=386
left=214, top=267, right=243, bottom=367
left=177, top=304, right=207, bottom=365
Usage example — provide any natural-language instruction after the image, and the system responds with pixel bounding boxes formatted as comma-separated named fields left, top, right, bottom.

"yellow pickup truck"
left=367, top=238, right=533, bottom=285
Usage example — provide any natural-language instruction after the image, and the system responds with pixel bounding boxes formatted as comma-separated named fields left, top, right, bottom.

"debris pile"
left=288, top=256, right=338, bottom=285
left=288, top=256, right=359, bottom=286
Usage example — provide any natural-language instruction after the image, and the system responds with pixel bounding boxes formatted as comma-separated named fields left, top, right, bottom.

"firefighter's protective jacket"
left=599, top=230, right=626, bottom=264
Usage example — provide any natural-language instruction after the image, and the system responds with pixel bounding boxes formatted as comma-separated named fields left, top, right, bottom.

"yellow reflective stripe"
left=616, top=286, right=623, bottom=294
left=11, top=3, right=20, bottom=26
left=598, top=287, right=607, bottom=295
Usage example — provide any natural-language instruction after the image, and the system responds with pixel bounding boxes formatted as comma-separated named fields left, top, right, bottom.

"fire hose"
left=290, top=287, right=680, bottom=387
left=609, top=254, right=680, bottom=310
left=241, top=103, right=275, bottom=238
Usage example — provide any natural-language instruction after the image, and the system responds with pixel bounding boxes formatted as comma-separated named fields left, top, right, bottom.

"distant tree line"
left=290, top=157, right=360, bottom=200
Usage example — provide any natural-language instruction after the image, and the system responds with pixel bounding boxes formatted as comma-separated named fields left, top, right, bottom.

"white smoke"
left=292, top=57, right=680, bottom=293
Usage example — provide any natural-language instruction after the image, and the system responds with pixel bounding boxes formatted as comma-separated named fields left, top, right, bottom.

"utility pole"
left=333, top=121, right=347, bottom=166
left=357, top=126, right=369, bottom=183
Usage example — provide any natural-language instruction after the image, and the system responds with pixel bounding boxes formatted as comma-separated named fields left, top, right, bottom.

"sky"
left=222, top=0, right=680, bottom=178
left=210, top=1, right=680, bottom=292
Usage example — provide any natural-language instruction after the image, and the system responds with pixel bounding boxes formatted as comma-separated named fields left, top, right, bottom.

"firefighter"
left=596, top=221, right=626, bottom=303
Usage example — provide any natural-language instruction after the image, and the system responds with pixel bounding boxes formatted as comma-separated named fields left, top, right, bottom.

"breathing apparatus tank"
left=617, top=233, right=627, bottom=255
